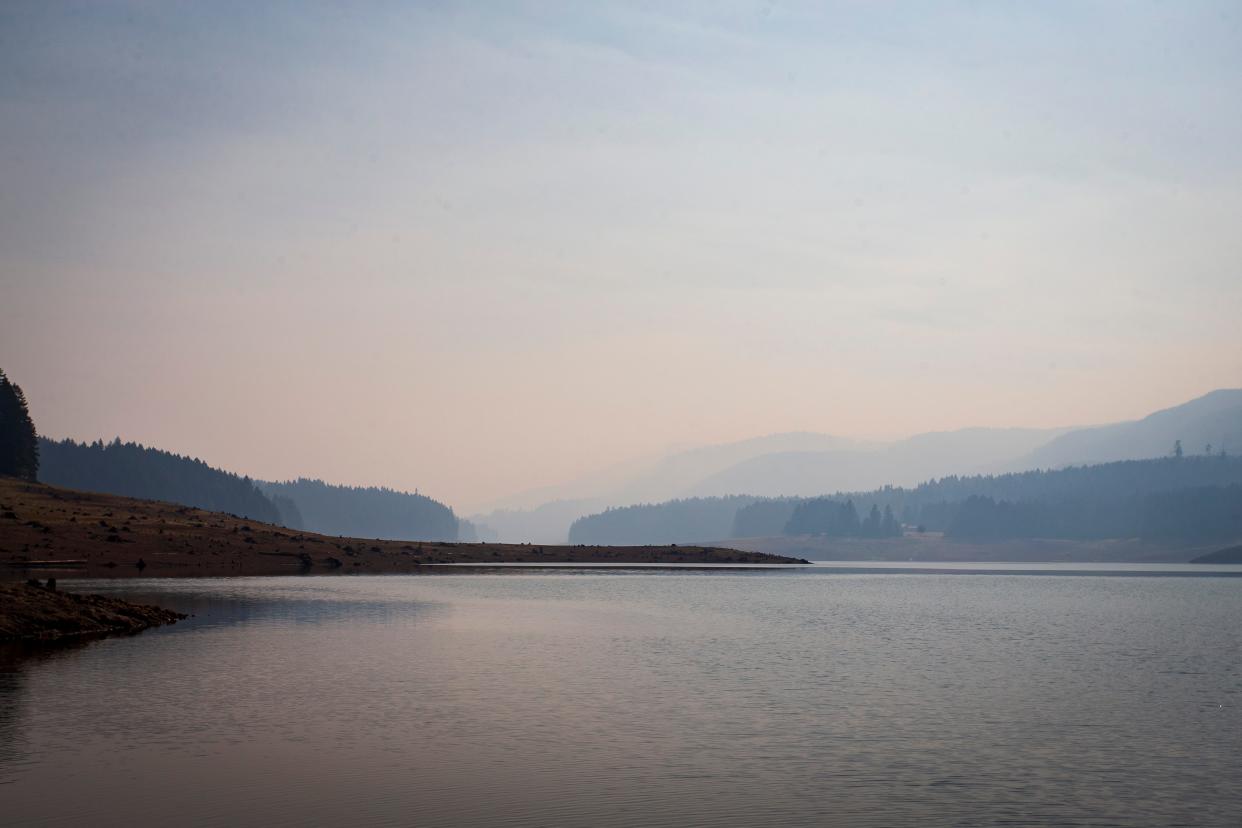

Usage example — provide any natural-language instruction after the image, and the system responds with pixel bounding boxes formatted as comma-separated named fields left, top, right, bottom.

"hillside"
left=688, top=427, right=1067, bottom=499
left=0, top=478, right=804, bottom=578
left=470, top=432, right=865, bottom=542
left=479, top=432, right=866, bottom=514
left=258, top=478, right=459, bottom=542
left=568, top=456, right=1242, bottom=554
left=1016, top=389, right=1242, bottom=470
left=36, top=438, right=463, bottom=542
left=569, top=496, right=760, bottom=546
left=471, top=389, right=1242, bottom=543
left=1190, top=545, right=1242, bottom=564
left=39, top=437, right=284, bottom=524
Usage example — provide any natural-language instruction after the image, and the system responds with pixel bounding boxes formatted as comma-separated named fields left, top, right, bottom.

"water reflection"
left=0, top=636, right=100, bottom=785
left=2, top=573, right=1240, bottom=827
left=75, top=577, right=452, bottom=630
left=0, top=648, right=29, bottom=777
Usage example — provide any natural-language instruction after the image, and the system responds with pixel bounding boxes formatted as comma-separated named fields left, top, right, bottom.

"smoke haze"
left=3, top=2, right=1241, bottom=511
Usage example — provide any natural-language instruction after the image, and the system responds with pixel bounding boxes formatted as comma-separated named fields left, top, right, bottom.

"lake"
left=3, top=567, right=1240, bottom=826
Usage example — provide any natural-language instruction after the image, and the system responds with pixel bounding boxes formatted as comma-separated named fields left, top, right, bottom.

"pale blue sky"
left=2, top=1, right=1240, bottom=509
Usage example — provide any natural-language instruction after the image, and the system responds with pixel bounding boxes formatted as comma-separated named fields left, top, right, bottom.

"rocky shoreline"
left=0, top=580, right=186, bottom=641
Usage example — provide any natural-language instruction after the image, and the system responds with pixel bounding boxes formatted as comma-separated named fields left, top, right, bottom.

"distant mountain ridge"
left=568, top=455, right=1242, bottom=547
left=35, top=388, right=1242, bottom=547
left=479, top=432, right=866, bottom=513
left=687, top=427, right=1068, bottom=499
left=475, top=389, right=1242, bottom=543
left=471, top=432, right=867, bottom=543
left=1014, top=389, right=1242, bottom=469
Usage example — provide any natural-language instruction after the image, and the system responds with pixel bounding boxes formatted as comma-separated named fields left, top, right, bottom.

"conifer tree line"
left=1, top=367, right=461, bottom=541
left=783, top=499, right=901, bottom=538
left=570, top=455, right=1242, bottom=545
left=258, top=479, right=458, bottom=541
left=0, top=368, right=40, bottom=480
left=38, top=437, right=285, bottom=524
left=566, top=496, right=756, bottom=546
left=36, top=439, right=462, bottom=541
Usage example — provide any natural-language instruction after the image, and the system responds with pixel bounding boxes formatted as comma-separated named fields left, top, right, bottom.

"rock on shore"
left=0, top=581, right=186, bottom=641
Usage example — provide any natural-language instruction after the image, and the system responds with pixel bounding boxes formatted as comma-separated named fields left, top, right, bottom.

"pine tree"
left=863, top=504, right=882, bottom=537
left=881, top=504, right=900, bottom=537
left=0, top=368, right=40, bottom=480
left=839, top=500, right=861, bottom=536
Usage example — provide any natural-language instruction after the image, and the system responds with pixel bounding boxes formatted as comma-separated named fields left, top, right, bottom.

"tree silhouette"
left=0, top=369, right=39, bottom=480
left=881, top=504, right=900, bottom=537
left=1173, top=439, right=1184, bottom=459
left=863, top=504, right=882, bottom=537
left=260, top=478, right=458, bottom=541
left=39, top=437, right=282, bottom=523
left=576, top=455, right=1242, bottom=544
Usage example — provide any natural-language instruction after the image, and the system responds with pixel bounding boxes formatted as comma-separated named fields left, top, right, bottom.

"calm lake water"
left=3, top=568, right=1241, bottom=827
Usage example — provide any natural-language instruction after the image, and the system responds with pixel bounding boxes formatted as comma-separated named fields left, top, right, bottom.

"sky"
left=2, top=1, right=1241, bottom=512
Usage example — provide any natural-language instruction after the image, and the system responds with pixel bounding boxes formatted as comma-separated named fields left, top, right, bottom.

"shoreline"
left=0, top=580, right=186, bottom=641
left=0, top=478, right=808, bottom=580
left=726, top=532, right=1235, bottom=564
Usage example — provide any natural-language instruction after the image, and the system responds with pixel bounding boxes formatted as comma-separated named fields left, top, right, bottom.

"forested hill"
left=36, top=439, right=461, bottom=541
left=568, top=496, right=761, bottom=545
left=568, top=455, right=1242, bottom=545
left=736, top=455, right=1242, bottom=539
left=38, top=437, right=284, bottom=524
left=258, top=478, right=459, bottom=542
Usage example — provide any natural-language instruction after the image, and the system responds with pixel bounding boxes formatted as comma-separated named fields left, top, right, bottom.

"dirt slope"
left=0, top=477, right=805, bottom=578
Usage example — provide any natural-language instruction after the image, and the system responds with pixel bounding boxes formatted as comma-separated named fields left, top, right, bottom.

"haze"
left=3, top=2, right=1241, bottom=512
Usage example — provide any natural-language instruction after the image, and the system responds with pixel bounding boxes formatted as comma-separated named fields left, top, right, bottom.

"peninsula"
left=0, top=477, right=807, bottom=579
left=0, top=579, right=185, bottom=641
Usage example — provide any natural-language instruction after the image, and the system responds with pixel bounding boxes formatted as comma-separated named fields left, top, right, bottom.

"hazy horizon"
left=4, top=2, right=1241, bottom=512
